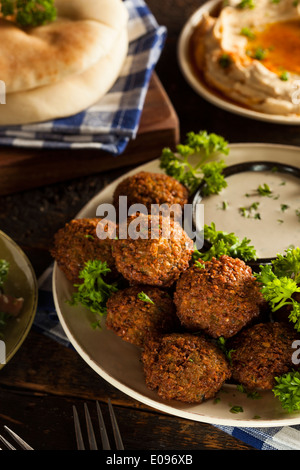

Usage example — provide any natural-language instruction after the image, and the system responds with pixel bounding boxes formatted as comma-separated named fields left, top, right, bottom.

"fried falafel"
left=113, top=171, right=189, bottom=217
left=142, top=332, right=231, bottom=403
left=229, top=322, right=300, bottom=391
left=51, top=218, right=117, bottom=284
left=106, top=285, right=179, bottom=347
left=174, top=255, right=264, bottom=338
left=112, top=214, right=194, bottom=287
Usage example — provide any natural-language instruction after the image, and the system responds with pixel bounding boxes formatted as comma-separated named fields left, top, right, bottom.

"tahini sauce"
left=200, top=170, right=300, bottom=258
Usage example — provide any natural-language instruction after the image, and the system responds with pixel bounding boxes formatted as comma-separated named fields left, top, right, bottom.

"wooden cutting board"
left=0, top=73, right=179, bottom=196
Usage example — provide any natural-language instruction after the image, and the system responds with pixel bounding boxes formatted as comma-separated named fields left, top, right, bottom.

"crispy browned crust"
left=142, top=333, right=231, bottom=403
left=174, top=255, right=264, bottom=338
left=106, top=285, right=179, bottom=347
left=51, top=217, right=117, bottom=284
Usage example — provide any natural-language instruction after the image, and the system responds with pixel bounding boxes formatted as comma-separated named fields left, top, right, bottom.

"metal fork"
left=73, top=399, right=124, bottom=450
left=0, top=426, right=34, bottom=450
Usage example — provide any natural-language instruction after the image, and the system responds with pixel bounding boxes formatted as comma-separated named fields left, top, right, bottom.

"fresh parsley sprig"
left=271, top=247, right=300, bottom=284
left=255, top=249, right=300, bottom=331
left=1, top=0, right=57, bottom=27
left=68, top=260, right=118, bottom=328
left=160, top=130, right=229, bottom=195
left=193, top=222, right=257, bottom=262
left=273, top=371, right=300, bottom=413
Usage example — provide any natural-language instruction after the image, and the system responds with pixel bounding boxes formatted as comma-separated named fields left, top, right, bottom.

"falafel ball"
left=51, top=218, right=117, bottom=284
left=112, top=214, right=194, bottom=287
left=142, top=332, right=231, bottom=403
left=174, top=255, right=264, bottom=338
left=113, top=171, right=189, bottom=217
left=106, top=286, right=179, bottom=347
left=229, top=322, right=300, bottom=391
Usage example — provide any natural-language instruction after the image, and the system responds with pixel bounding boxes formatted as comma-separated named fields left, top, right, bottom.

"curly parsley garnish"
left=193, top=222, right=257, bottom=262
left=1, top=0, right=57, bottom=27
left=160, top=130, right=229, bottom=195
left=255, top=248, right=300, bottom=331
left=68, top=260, right=118, bottom=328
left=273, top=371, right=300, bottom=412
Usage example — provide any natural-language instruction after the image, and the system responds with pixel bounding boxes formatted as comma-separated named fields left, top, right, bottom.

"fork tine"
left=96, top=401, right=111, bottom=450
left=108, top=399, right=124, bottom=450
left=84, top=403, right=98, bottom=450
left=4, top=426, right=34, bottom=450
left=0, top=434, right=16, bottom=450
left=73, top=405, right=85, bottom=450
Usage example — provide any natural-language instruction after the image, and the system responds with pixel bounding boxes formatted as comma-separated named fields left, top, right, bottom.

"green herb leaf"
left=193, top=222, right=257, bottom=262
left=218, top=53, right=232, bottom=68
left=137, top=291, right=154, bottom=304
left=280, top=71, right=290, bottom=81
left=68, top=260, right=118, bottom=328
left=257, top=183, right=273, bottom=196
left=255, top=253, right=300, bottom=331
left=1, top=0, right=57, bottom=27
left=160, top=131, right=229, bottom=195
left=240, top=27, right=256, bottom=40
left=0, top=259, right=9, bottom=290
left=271, top=247, right=300, bottom=283
left=237, top=0, right=255, bottom=8
left=273, top=371, right=300, bottom=412
left=230, top=405, right=244, bottom=413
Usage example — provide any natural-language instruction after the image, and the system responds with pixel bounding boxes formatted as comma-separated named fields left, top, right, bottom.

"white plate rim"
left=177, top=0, right=300, bottom=125
left=53, top=142, right=300, bottom=428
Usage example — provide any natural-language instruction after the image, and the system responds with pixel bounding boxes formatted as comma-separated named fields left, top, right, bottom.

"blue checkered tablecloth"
left=0, top=0, right=167, bottom=155
left=35, top=264, right=300, bottom=451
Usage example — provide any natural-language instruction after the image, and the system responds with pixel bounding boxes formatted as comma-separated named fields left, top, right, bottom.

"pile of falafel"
left=51, top=170, right=300, bottom=404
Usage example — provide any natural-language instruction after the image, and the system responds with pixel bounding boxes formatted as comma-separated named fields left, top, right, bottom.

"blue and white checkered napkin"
left=35, top=264, right=300, bottom=451
left=0, top=0, right=167, bottom=155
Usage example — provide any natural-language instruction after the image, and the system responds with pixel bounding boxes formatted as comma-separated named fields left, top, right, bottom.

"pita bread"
left=0, top=0, right=129, bottom=125
left=1, top=0, right=128, bottom=93
left=55, top=0, right=128, bottom=29
left=0, top=27, right=128, bottom=125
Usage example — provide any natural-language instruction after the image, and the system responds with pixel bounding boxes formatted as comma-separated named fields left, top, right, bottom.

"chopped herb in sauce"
left=239, top=201, right=260, bottom=219
left=279, top=71, right=290, bottom=81
left=240, top=27, right=256, bottom=40
left=219, top=53, right=232, bottom=68
left=257, top=183, right=273, bottom=196
left=281, top=204, right=289, bottom=212
left=237, top=0, right=255, bottom=8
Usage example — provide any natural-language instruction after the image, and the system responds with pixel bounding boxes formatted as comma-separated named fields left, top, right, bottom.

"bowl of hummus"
left=178, top=0, right=300, bottom=123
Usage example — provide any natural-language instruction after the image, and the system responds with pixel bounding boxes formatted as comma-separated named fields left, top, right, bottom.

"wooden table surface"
left=1, top=0, right=296, bottom=452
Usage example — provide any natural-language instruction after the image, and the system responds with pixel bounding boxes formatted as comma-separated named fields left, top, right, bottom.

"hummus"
left=189, top=0, right=300, bottom=115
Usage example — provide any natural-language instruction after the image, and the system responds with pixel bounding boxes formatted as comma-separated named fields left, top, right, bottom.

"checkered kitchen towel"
left=35, top=265, right=300, bottom=451
left=0, top=0, right=167, bottom=155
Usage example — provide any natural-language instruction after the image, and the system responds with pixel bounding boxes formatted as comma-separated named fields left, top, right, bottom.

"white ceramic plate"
left=53, top=143, right=300, bottom=427
left=0, top=231, right=38, bottom=369
left=178, top=0, right=300, bottom=125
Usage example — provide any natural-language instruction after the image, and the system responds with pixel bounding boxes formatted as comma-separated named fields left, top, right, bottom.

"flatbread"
left=0, top=0, right=129, bottom=125
left=55, top=0, right=128, bottom=29
left=0, top=0, right=128, bottom=93
left=0, top=27, right=128, bottom=125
